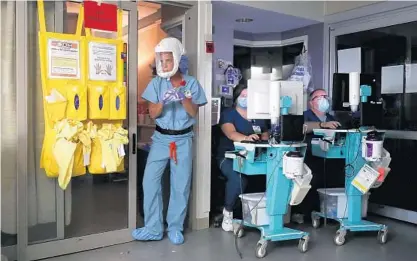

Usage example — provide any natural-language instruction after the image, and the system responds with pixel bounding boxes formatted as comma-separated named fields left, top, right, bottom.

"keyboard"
left=240, top=140, right=269, bottom=145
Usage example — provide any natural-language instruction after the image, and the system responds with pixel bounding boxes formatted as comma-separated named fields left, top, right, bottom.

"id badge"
left=252, top=125, right=262, bottom=134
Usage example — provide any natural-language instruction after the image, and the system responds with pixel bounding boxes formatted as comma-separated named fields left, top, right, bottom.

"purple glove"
left=162, top=89, right=185, bottom=104
left=177, top=90, right=186, bottom=100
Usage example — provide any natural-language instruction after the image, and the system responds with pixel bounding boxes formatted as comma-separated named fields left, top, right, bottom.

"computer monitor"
left=332, top=73, right=350, bottom=111
left=247, top=79, right=304, bottom=120
left=280, top=115, right=305, bottom=142
left=361, top=102, right=383, bottom=128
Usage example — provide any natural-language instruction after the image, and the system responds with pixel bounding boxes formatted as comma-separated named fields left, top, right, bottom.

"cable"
left=344, top=128, right=362, bottom=178
left=233, top=124, right=306, bottom=258
left=233, top=145, right=287, bottom=259
left=342, top=128, right=363, bottom=220
left=322, top=156, right=328, bottom=226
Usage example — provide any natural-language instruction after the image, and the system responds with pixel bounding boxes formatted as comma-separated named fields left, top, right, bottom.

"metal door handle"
left=132, top=133, right=137, bottom=154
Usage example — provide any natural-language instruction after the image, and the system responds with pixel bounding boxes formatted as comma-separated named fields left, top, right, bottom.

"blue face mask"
left=237, top=97, right=247, bottom=108
left=317, top=98, right=330, bottom=112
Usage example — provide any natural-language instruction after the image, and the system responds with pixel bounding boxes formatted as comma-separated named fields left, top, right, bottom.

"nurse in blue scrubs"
left=132, top=38, right=207, bottom=245
left=216, top=85, right=269, bottom=232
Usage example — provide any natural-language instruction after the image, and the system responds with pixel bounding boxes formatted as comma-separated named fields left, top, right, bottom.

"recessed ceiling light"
left=235, top=18, right=253, bottom=23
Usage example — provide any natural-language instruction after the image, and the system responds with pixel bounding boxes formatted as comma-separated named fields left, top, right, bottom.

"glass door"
left=1, top=2, right=17, bottom=261
left=17, top=1, right=138, bottom=260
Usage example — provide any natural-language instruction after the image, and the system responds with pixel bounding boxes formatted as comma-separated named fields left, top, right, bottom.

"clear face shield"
left=154, top=38, right=184, bottom=79
left=155, top=52, right=179, bottom=79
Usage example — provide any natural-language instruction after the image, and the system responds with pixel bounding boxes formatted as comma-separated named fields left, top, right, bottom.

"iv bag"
left=287, top=50, right=314, bottom=93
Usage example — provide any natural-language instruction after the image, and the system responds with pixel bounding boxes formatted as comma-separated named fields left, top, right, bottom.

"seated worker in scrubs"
left=132, top=38, right=207, bottom=245
left=304, top=89, right=341, bottom=132
left=216, top=85, right=269, bottom=232
left=292, top=88, right=343, bottom=224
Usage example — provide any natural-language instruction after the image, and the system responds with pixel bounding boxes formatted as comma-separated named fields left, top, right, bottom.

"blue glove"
left=178, top=55, right=189, bottom=75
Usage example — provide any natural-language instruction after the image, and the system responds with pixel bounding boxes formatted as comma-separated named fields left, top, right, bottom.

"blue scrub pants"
left=217, top=158, right=247, bottom=212
left=143, top=131, right=193, bottom=235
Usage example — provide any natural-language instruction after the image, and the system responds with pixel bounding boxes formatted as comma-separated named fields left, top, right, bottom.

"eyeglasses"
left=311, top=95, right=327, bottom=101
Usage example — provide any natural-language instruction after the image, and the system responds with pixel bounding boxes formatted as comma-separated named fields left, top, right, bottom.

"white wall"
left=226, top=0, right=388, bottom=22
left=324, top=1, right=385, bottom=15
left=225, top=0, right=325, bottom=22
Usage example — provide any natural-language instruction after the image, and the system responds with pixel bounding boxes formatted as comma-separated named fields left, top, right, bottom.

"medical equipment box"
left=239, top=193, right=290, bottom=226
left=317, top=188, right=369, bottom=219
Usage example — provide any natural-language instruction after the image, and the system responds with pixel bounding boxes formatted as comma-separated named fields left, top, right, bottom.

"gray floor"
left=45, top=217, right=417, bottom=261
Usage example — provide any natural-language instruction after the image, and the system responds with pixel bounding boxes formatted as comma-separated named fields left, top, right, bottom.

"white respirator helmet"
left=154, top=37, right=185, bottom=79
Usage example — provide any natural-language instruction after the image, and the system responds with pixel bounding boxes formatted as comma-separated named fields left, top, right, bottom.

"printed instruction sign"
left=351, top=164, right=379, bottom=194
left=88, top=42, right=117, bottom=81
left=48, top=39, right=81, bottom=79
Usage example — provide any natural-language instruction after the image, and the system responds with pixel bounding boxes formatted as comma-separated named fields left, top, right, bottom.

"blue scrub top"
left=216, top=108, right=268, bottom=159
left=142, top=75, right=208, bottom=131
left=303, top=109, right=336, bottom=122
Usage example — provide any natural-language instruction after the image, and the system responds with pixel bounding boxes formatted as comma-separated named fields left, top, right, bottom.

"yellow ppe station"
left=37, top=0, right=128, bottom=190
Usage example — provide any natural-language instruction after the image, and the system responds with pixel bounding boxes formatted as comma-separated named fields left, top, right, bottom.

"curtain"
left=1, top=0, right=17, bottom=236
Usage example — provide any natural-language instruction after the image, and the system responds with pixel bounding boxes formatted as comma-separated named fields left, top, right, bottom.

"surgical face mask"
left=317, top=97, right=330, bottom=113
left=155, top=38, right=185, bottom=79
left=237, top=97, right=247, bottom=108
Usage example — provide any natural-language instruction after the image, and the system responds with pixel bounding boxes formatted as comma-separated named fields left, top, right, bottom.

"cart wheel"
left=298, top=237, right=309, bottom=253
left=312, top=217, right=321, bottom=229
left=334, top=230, right=346, bottom=246
left=233, top=226, right=244, bottom=238
left=377, top=229, right=388, bottom=244
left=255, top=241, right=268, bottom=259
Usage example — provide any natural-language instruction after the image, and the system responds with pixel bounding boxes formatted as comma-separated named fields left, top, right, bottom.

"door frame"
left=16, top=1, right=138, bottom=260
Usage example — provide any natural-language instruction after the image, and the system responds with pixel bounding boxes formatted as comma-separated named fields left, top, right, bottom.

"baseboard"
left=1, top=245, right=16, bottom=261
left=369, top=203, right=417, bottom=224
left=190, top=217, right=210, bottom=230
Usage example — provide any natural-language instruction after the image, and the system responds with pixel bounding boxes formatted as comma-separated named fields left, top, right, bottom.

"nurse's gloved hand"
left=162, top=89, right=176, bottom=104
left=177, top=90, right=186, bottom=100
left=162, top=89, right=185, bottom=104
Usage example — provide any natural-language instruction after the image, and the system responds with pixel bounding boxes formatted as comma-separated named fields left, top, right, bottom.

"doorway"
left=15, top=1, right=138, bottom=260
left=6, top=1, right=212, bottom=260
left=135, top=1, right=188, bottom=226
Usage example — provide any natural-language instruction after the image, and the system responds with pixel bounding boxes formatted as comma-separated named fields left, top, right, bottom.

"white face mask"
left=154, top=38, right=185, bottom=79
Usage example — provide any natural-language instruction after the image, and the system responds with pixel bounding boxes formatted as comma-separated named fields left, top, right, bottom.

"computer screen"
left=280, top=115, right=305, bottom=142
left=332, top=73, right=350, bottom=111
left=361, top=102, right=383, bottom=128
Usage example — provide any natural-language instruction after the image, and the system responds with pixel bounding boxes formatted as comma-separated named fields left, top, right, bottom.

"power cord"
left=342, top=128, right=363, bottom=219
left=233, top=124, right=306, bottom=258
left=234, top=145, right=287, bottom=259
